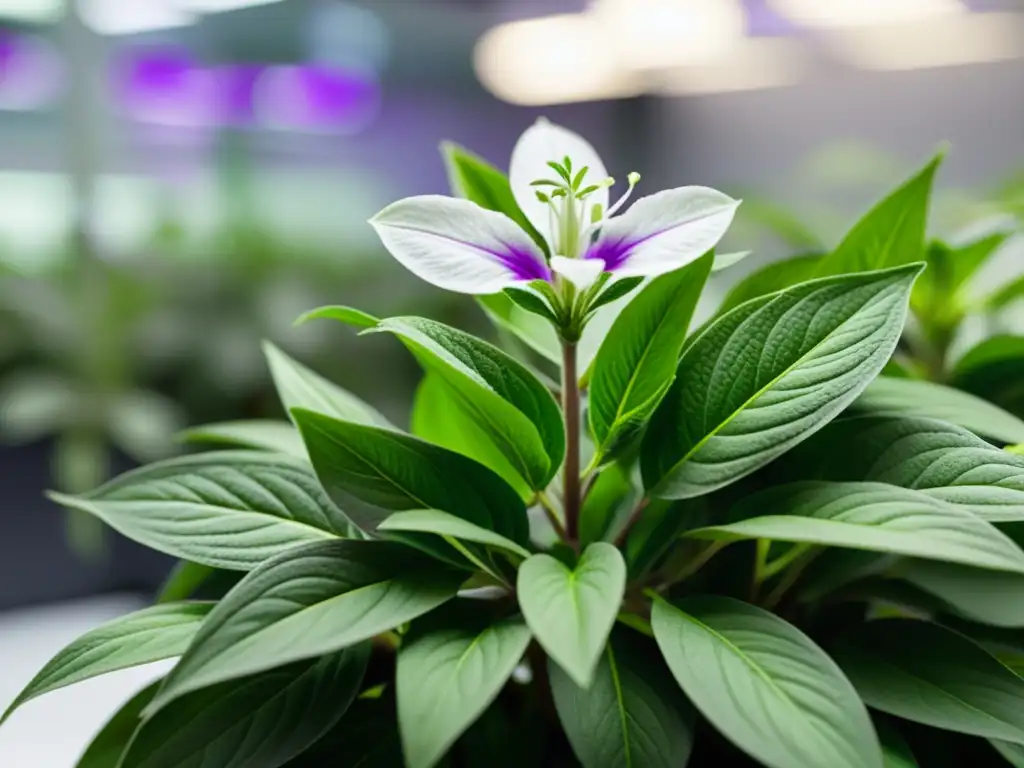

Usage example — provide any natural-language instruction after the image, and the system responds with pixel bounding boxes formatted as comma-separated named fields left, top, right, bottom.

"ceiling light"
left=591, top=0, right=746, bottom=69
left=769, top=0, right=963, bottom=29
left=654, top=37, right=805, bottom=96
left=474, top=14, right=641, bottom=106
left=77, top=0, right=195, bottom=35
left=0, top=0, right=64, bottom=23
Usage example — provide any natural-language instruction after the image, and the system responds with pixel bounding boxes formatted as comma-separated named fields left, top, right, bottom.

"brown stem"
left=613, top=497, right=650, bottom=548
left=562, top=341, right=581, bottom=544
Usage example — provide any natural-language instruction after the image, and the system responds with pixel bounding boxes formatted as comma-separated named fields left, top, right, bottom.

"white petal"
left=509, top=118, right=609, bottom=251
left=551, top=255, right=605, bottom=291
left=370, top=195, right=551, bottom=295
left=590, top=187, right=740, bottom=279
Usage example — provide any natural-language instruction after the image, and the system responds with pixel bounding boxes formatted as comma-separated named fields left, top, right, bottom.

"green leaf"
left=579, top=461, right=636, bottom=547
left=264, top=341, right=390, bottom=428
left=396, top=605, right=532, bottom=768
left=123, top=644, right=369, bottom=768
left=652, top=596, right=881, bottom=768
left=283, top=695, right=404, bottom=767
left=877, top=720, right=918, bottom=768
left=550, top=628, right=695, bottom=768
left=294, top=304, right=380, bottom=330
left=48, top=451, right=349, bottom=571
left=179, top=420, right=307, bottom=459
left=951, top=336, right=1024, bottom=414
left=517, top=542, right=626, bottom=686
left=833, top=619, right=1024, bottom=743
left=504, top=286, right=557, bottom=321
left=148, top=540, right=461, bottom=711
left=913, top=233, right=1008, bottom=314
left=75, top=681, right=160, bottom=768
left=642, top=264, right=921, bottom=499
left=378, top=509, right=530, bottom=560
left=896, top=559, right=1024, bottom=628
left=816, top=152, right=941, bottom=276
left=411, top=374, right=532, bottom=501
left=477, top=291, right=561, bottom=365
left=854, top=377, right=1024, bottom=445
left=986, top=273, right=1024, bottom=312
left=442, top=141, right=546, bottom=253
left=293, top=408, right=529, bottom=544
left=690, top=482, right=1024, bottom=574
left=992, top=740, right=1024, bottom=767
left=589, top=254, right=713, bottom=457
left=794, top=416, right=1024, bottom=521
left=715, top=252, right=822, bottom=316
left=367, top=316, right=564, bottom=489
left=588, top=277, right=644, bottom=314
left=156, top=561, right=243, bottom=604
left=2, top=602, right=211, bottom=724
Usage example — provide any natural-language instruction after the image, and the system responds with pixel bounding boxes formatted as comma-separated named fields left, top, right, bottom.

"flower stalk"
left=561, top=340, right=581, bottom=545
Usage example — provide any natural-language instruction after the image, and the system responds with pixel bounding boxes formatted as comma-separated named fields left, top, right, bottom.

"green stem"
left=659, top=540, right=726, bottom=587
left=612, top=497, right=650, bottom=549
left=760, top=543, right=812, bottom=582
left=761, top=549, right=821, bottom=610
left=536, top=491, right=568, bottom=541
left=562, top=341, right=581, bottom=544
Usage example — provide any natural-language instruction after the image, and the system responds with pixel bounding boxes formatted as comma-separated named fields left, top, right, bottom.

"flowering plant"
left=8, top=121, right=1024, bottom=768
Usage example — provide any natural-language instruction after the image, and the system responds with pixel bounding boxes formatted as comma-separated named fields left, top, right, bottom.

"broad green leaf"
left=550, top=628, right=695, bottom=768
left=794, top=416, right=1024, bottom=521
left=854, top=377, right=1024, bottom=445
left=992, top=740, right=1024, bottom=767
left=368, top=316, right=563, bottom=489
left=148, top=540, right=461, bottom=711
left=951, top=336, right=1024, bottom=415
left=123, top=645, right=369, bottom=768
left=283, top=695, right=404, bottom=767
left=579, top=461, right=636, bottom=547
left=157, top=561, right=215, bottom=603
left=378, top=509, right=530, bottom=560
left=517, top=542, right=626, bottom=686
left=411, top=373, right=531, bottom=501
left=589, top=253, right=713, bottom=457
left=897, top=559, right=1024, bottom=628
left=76, top=681, right=160, bottom=768
left=396, top=605, right=532, bottom=768
left=179, top=420, right=307, bottom=459
left=716, top=252, right=822, bottom=316
left=49, top=451, right=349, bottom=571
left=642, top=265, right=921, bottom=499
left=913, top=233, right=1008, bottom=315
left=834, top=619, right=1024, bottom=743
left=877, top=720, right=918, bottom=768
left=442, top=141, right=546, bottom=252
left=816, top=152, right=941, bottom=276
left=690, top=482, right=1024, bottom=574
left=293, top=408, right=529, bottom=544
left=264, top=341, right=389, bottom=428
left=2, top=602, right=211, bottom=723
left=294, top=304, right=380, bottom=330
left=652, top=596, right=881, bottom=768
left=477, top=291, right=561, bottom=365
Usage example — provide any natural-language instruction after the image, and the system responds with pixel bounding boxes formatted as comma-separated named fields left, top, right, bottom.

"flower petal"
left=551, top=255, right=605, bottom=291
left=370, top=195, right=551, bottom=294
left=509, top=118, right=609, bottom=251
left=586, top=187, right=740, bottom=278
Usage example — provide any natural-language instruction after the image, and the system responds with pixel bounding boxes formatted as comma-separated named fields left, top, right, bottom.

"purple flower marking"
left=497, top=244, right=553, bottom=282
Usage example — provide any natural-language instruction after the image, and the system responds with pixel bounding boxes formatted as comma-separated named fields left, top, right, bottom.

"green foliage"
left=16, top=135, right=1024, bottom=768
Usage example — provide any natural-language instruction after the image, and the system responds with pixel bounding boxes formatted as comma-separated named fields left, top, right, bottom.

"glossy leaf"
left=854, top=377, right=1024, bottom=445
left=179, top=420, right=307, bottom=459
left=368, top=316, right=564, bottom=489
left=2, top=602, right=211, bottom=723
left=378, top=509, right=530, bottom=560
left=75, top=681, right=160, bottom=768
left=49, top=451, right=349, bottom=571
left=652, top=596, right=882, bottom=768
left=834, top=619, right=1024, bottom=743
left=397, top=606, right=532, bottom=768
left=264, top=341, right=389, bottom=427
left=148, top=540, right=460, bottom=711
left=411, top=373, right=531, bottom=501
left=123, top=645, right=369, bottom=768
left=550, top=628, right=695, bottom=768
left=794, top=416, right=1024, bottom=521
left=293, top=408, right=528, bottom=543
left=816, top=152, right=941, bottom=276
left=642, top=265, right=921, bottom=499
left=517, top=542, right=626, bottom=686
left=589, top=253, right=713, bottom=457
left=715, top=252, right=821, bottom=316
left=691, top=482, right=1024, bottom=573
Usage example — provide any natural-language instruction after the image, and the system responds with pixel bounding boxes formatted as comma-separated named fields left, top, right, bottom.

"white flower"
left=370, top=118, right=740, bottom=295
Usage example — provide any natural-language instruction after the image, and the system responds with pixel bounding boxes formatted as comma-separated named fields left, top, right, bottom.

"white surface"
left=0, top=595, right=174, bottom=767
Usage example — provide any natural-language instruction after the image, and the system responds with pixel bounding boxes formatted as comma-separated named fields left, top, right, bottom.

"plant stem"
left=536, top=491, right=568, bottom=541
left=612, top=497, right=650, bottom=548
left=562, top=341, right=582, bottom=544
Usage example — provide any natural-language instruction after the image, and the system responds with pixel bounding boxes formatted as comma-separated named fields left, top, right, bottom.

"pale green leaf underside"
left=652, top=596, right=882, bottom=768
left=179, top=420, right=307, bottom=459
left=692, top=482, right=1024, bottom=574
left=643, top=264, right=920, bottom=499
left=834, top=619, right=1024, bottom=744
left=517, top=543, right=626, bottom=687
left=379, top=509, right=530, bottom=560
left=148, top=540, right=461, bottom=713
left=49, top=451, right=350, bottom=571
